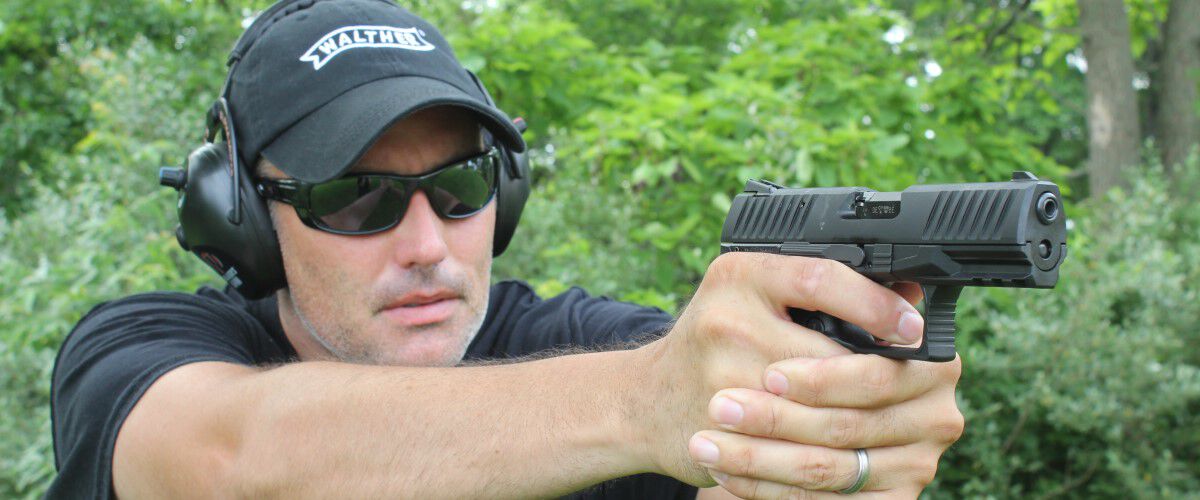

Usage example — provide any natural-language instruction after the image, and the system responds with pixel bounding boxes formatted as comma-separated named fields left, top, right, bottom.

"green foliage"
left=2, top=0, right=1197, bottom=497
left=0, top=0, right=246, bottom=215
left=534, top=5, right=1066, bottom=299
left=0, top=34, right=222, bottom=500
left=443, top=2, right=605, bottom=142
left=901, top=0, right=1093, bottom=175
left=935, top=161, right=1200, bottom=497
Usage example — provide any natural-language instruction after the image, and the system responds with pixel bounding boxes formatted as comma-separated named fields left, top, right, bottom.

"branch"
left=1039, top=129, right=1061, bottom=156
left=984, top=0, right=1033, bottom=55
left=1042, top=456, right=1101, bottom=499
left=1000, top=405, right=1031, bottom=454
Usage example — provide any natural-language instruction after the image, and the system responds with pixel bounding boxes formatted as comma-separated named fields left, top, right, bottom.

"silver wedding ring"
left=839, top=448, right=870, bottom=495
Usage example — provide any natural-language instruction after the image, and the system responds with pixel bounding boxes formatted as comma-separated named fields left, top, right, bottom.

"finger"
left=691, top=431, right=934, bottom=493
left=709, top=473, right=897, bottom=499
left=888, top=282, right=923, bottom=307
left=882, top=283, right=924, bottom=348
left=773, top=317, right=855, bottom=359
left=707, top=388, right=957, bottom=448
left=713, top=254, right=924, bottom=346
left=689, top=431, right=857, bottom=492
left=763, top=355, right=962, bottom=409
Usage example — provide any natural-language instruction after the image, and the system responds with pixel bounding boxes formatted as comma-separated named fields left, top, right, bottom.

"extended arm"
left=113, top=349, right=656, bottom=498
left=112, top=252, right=963, bottom=499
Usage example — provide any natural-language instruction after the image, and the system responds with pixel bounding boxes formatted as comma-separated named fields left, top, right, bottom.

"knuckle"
left=707, top=252, right=738, bottom=281
left=915, top=457, right=940, bottom=486
left=763, top=397, right=785, bottom=437
left=828, top=410, right=864, bottom=448
left=944, top=357, right=964, bottom=384
left=936, top=409, right=966, bottom=443
left=697, top=312, right=741, bottom=344
left=792, top=361, right=827, bottom=404
left=793, top=258, right=832, bottom=299
left=730, top=444, right=756, bottom=477
left=878, top=405, right=903, bottom=443
left=862, top=360, right=896, bottom=396
left=929, top=356, right=963, bottom=387
left=793, top=451, right=839, bottom=490
left=708, top=252, right=762, bottom=285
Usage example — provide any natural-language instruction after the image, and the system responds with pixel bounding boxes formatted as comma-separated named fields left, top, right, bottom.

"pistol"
left=719, top=171, right=1067, bottom=362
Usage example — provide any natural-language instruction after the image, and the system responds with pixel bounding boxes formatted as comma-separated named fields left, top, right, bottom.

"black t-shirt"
left=48, top=280, right=695, bottom=499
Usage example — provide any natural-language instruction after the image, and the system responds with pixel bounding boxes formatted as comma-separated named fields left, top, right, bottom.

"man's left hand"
left=690, top=353, right=963, bottom=498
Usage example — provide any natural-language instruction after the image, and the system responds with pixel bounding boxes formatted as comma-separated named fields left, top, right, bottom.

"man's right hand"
left=633, top=252, right=963, bottom=497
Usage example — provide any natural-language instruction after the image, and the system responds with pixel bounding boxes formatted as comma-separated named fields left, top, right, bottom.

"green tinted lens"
left=309, top=177, right=407, bottom=232
left=297, top=150, right=496, bottom=234
left=425, top=156, right=496, bottom=216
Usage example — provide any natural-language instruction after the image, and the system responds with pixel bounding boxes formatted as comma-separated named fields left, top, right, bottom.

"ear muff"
left=492, top=133, right=530, bottom=256
left=465, top=70, right=531, bottom=257
left=161, top=101, right=283, bottom=299
left=158, top=0, right=320, bottom=298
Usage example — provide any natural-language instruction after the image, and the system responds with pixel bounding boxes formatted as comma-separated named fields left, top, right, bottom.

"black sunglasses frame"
left=255, top=148, right=500, bottom=235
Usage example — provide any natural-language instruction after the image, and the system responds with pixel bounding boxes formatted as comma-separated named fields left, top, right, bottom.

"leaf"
left=710, top=192, right=731, bottom=213
left=934, top=133, right=969, bottom=158
left=868, top=133, right=909, bottom=161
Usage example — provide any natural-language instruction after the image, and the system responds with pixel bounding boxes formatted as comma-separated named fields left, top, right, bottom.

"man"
left=49, top=0, right=963, bottom=498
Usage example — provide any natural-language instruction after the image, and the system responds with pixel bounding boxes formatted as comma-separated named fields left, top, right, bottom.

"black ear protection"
left=160, top=0, right=530, bottom=300
left=468, top=70, right=531, bottom=259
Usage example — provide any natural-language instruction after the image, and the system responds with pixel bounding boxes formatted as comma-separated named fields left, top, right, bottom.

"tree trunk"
left=1156, top=0, right=1200, bottom=172
left=1078, top=0, right=1141, bottom=197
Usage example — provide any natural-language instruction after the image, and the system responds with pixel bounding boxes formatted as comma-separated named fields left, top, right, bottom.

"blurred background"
left=2, top=0, right=1198, bottom=497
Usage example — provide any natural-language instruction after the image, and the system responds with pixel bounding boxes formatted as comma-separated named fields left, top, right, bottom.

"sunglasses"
left=255, top=148, right=500, bottom=235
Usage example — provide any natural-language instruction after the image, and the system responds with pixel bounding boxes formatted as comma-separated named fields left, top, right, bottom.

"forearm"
left=223, top=348, right=658, bottom=498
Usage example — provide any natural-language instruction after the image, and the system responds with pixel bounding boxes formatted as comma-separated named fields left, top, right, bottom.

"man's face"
left=263, top=106, right=495, bottom=366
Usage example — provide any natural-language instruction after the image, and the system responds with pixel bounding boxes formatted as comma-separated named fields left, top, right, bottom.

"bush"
left=0, top=38, right=219, bottom=499
left=932, top=160, right=1200, bottom=497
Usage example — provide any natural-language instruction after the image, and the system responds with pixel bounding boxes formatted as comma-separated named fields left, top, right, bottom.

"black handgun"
left=720, top=171, right=1067, bottom=362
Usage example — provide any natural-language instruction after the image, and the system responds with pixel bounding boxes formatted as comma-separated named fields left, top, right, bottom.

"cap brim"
left=261, top=76, right=526, bottom=183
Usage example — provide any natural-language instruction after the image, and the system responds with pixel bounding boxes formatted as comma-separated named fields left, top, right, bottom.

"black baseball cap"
left=227, top=0, right=526, bottom=183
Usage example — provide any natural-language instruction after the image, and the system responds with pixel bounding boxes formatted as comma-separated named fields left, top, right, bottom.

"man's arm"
left=113, top=349, right=656, bottom=498
left=114, top=253, right=963, bottom=498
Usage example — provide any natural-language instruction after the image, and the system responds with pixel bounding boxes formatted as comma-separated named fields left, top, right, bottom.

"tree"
left=1078, top=0, right=1141, bottom=196
left=1156, top=0, right=1200, bottom=173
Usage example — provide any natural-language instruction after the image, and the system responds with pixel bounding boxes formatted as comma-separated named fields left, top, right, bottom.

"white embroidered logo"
left=299, top=25, right=435, bottom=70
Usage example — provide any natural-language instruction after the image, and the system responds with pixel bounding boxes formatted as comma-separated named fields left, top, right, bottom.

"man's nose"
left=387, top=189, right=450, bottom=268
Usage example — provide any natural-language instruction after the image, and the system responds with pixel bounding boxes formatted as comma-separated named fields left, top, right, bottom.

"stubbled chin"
left=368, top=317, right=471, bottom=367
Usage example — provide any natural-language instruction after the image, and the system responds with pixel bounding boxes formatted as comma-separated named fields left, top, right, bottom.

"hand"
left=691, top=353, right=963, bottom=498
left=633, top=252, right=951, bottom=487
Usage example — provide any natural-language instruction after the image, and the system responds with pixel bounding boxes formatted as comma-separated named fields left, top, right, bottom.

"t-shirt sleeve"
left=47, top=291, right=280, bottom=499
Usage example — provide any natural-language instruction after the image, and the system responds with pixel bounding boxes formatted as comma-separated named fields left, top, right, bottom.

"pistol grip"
left=787, top=285, right=962, bottom=362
